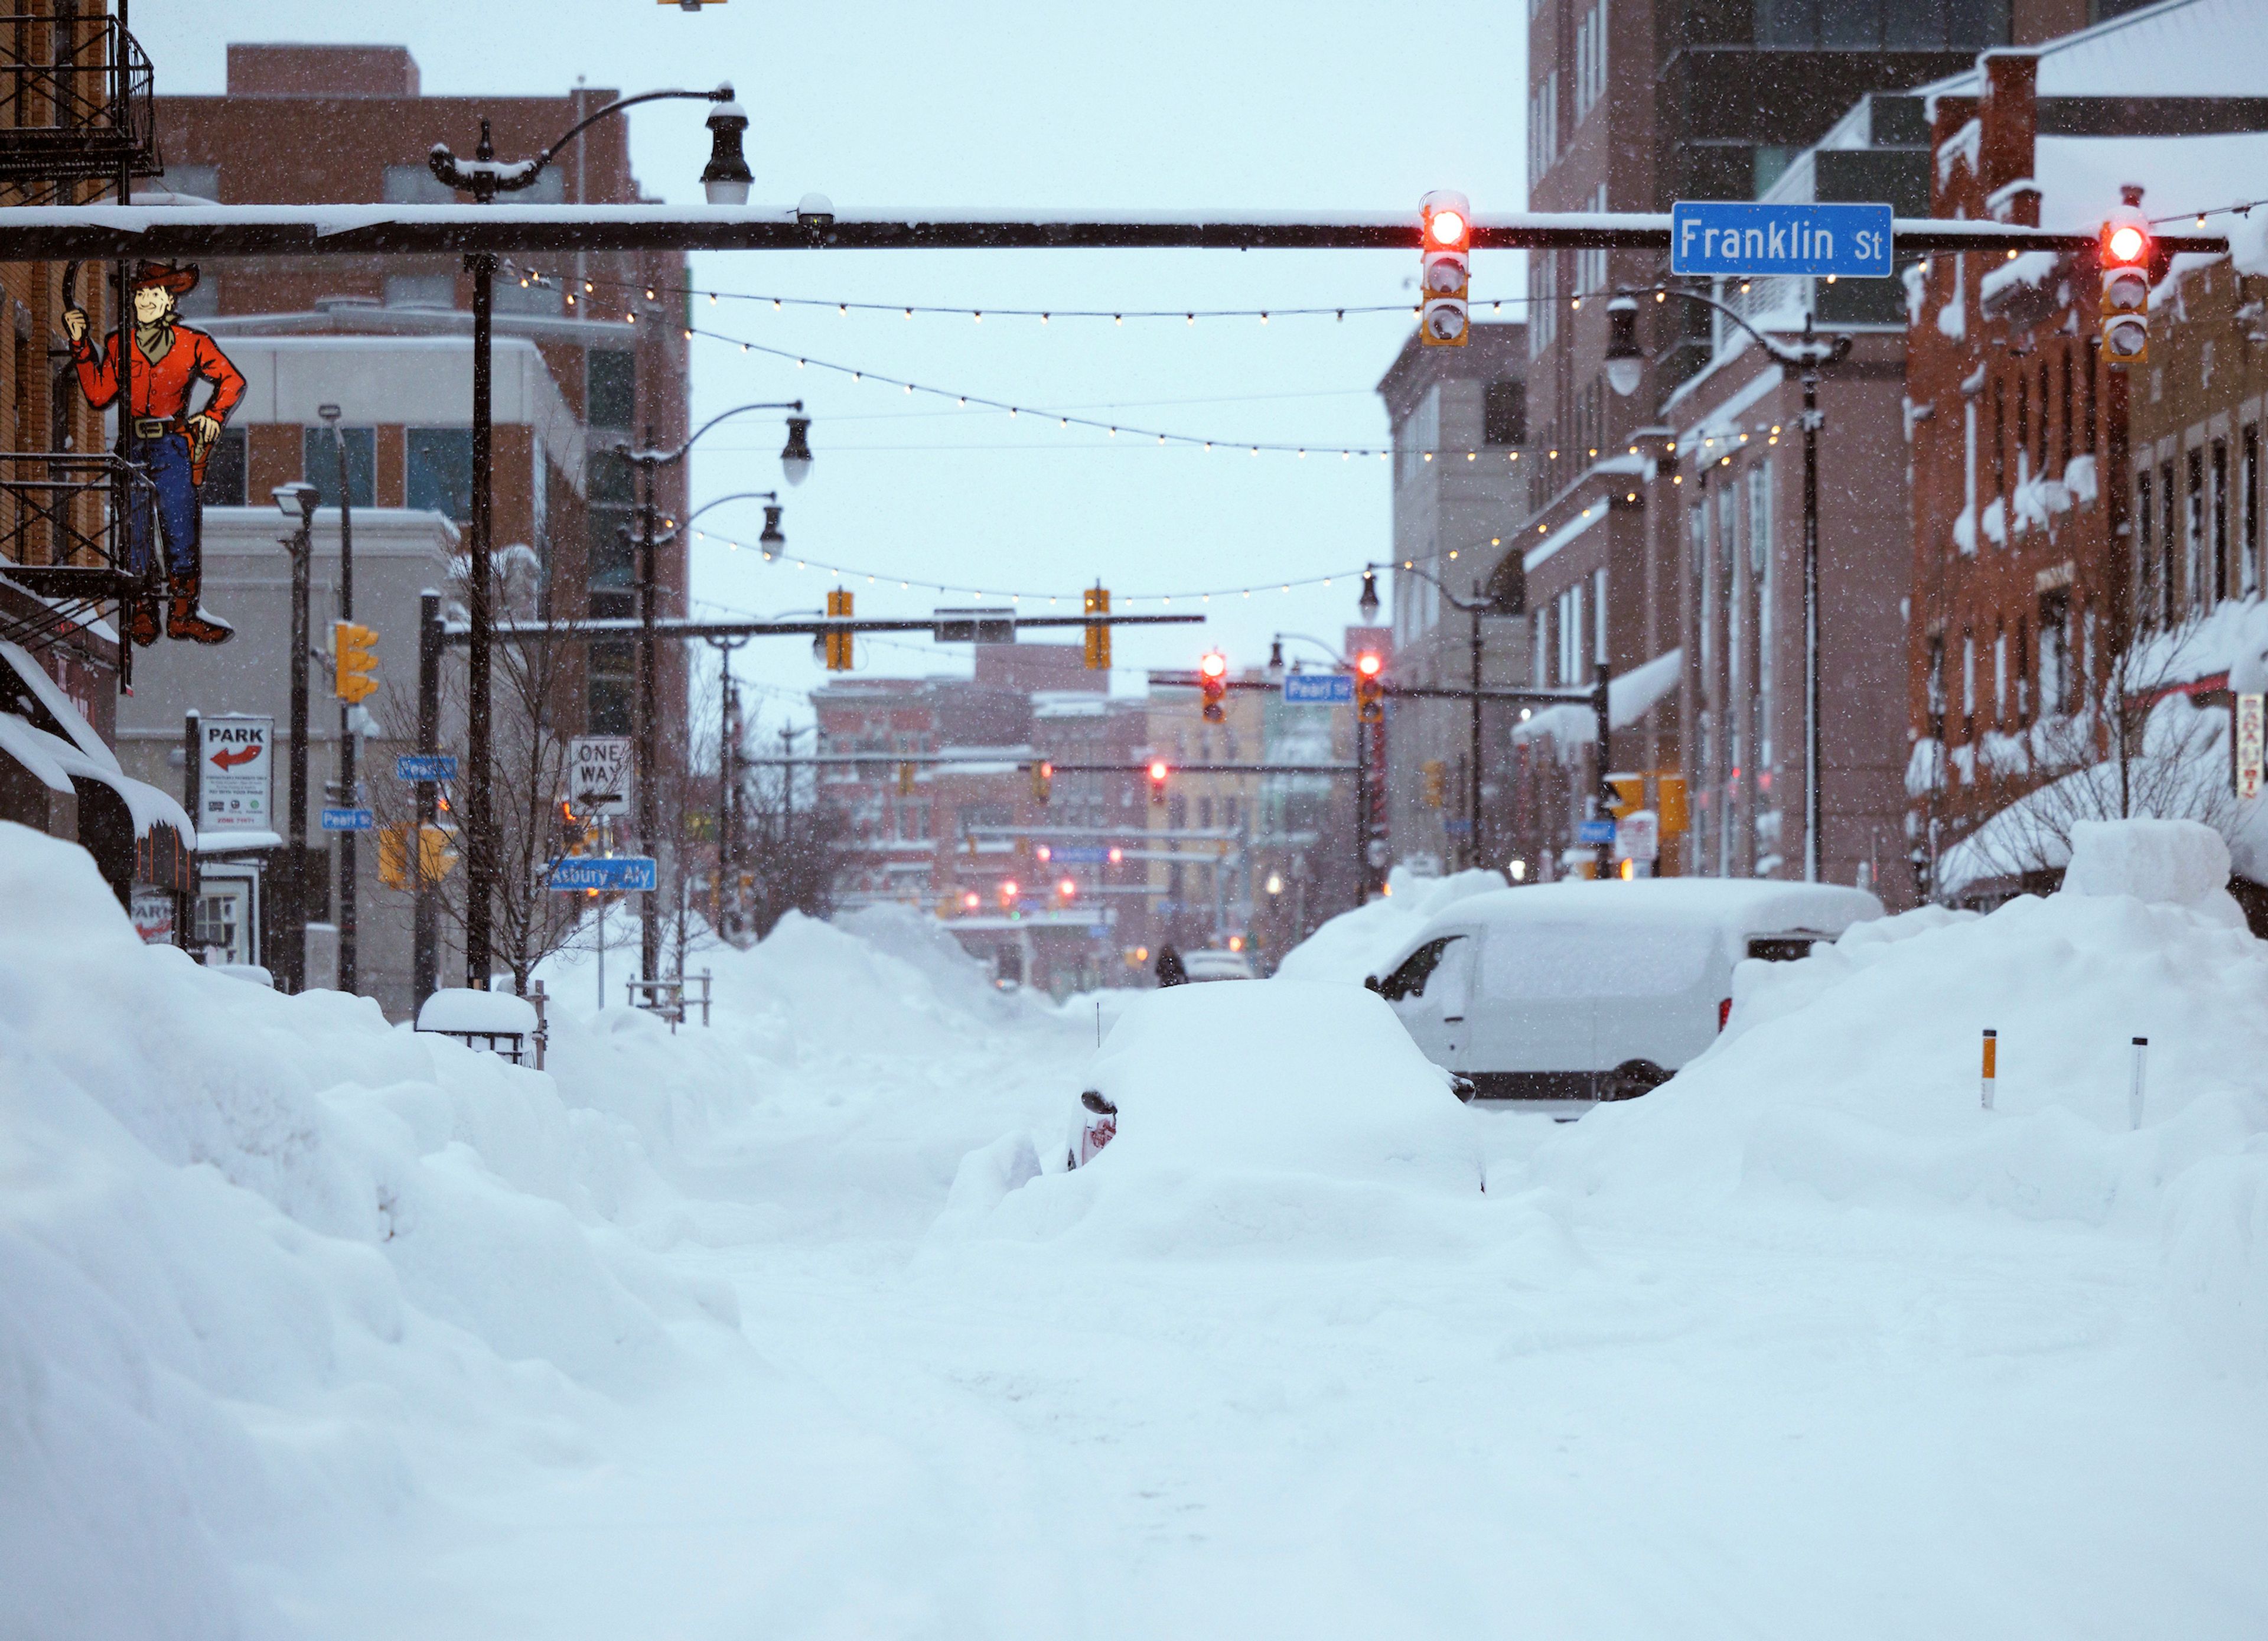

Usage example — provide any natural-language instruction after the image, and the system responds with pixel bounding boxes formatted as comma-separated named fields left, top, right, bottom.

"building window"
left=2187, top=448, right=2205, bottom=610
left=1991, top=377, right=2006, bottom=496
left=2244, top=424, right=2261, bottom=598
left=2212, top=438, right=2230, bottom=605
left=203, top=428, right=248, bottom=506
left=1961, top=632, right=1976, bottom=735
left=1592, top=565, right=1608, bottom=670
left=1993, top=625, right=2008, bottom=722
left=2036, top=358, right=2051, bottom=471
left=588, top=642, right=633, bottom=734
left=164, top=162, right=219, bottom=201
left=2081, top=350, right=2097, bottom=452
left=2039, top=591, right=2068, bottom=715
left=1749, top=464, right=1773, bottom=768
left=1483, top=380, right=1526, bottom=447
left=588, top=349, right=637, bottom=431
left=406, top=427, right=474, bottom=523
left=303, top=425, right=376, bottom=509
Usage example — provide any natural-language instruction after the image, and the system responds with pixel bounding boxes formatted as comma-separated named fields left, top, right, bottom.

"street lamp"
left=1604, top=285, right=1850, bottom=883
left=427, top=82, right=740, bottom=990
left=272, top=481, right=320, bottom=994
left=659, top=490, right=786, bottom=559
left=1369, top=556, right=1525, bottom=871
left=619, top=400, right=811, bottom=984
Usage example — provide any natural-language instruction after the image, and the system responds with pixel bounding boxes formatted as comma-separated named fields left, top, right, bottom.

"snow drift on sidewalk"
left=0, top=823, right=746, bottom=1639
left=1531, top=819, right=2268, bottom=1367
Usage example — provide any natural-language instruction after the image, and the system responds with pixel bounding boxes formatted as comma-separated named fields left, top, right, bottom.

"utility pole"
left=1467, top=606, right=1484, bottom=871
left=1798, top=316, right=1826, bottom=883
left=321, top=404, right=359, bottom=992
left=706, top=634, right=748, bottom=936
left=636, top=439, right=662, bottom=985
left=279, top=487, right=315, bottom=991
left=414, top=590, right=442, bottom=1010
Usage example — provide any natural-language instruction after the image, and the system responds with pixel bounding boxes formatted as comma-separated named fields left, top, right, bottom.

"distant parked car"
left=1181, top=948, right=1256, bottom=982
left=1367, top=879, right=1882, bottom=1102
left=1064, top=978, right=1479, bottom=1185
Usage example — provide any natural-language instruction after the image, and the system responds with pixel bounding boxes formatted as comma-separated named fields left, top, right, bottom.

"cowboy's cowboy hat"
left=128, top=260, right=199, bottom=297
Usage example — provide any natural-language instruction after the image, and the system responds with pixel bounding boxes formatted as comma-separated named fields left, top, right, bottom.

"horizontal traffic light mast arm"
left=1031, top=761, right=1358, bottom=776
left=1149, top=668, right=1597, bottom=705
left=959, top=825, right=1240, bottom=841
left=0, top=204, right=2226, bottom=261
left=438, top=611, right=1203, bottom=646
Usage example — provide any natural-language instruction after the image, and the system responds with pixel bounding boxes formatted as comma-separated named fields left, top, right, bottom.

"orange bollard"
left=1980, top=1028, right=1997, bottom=1111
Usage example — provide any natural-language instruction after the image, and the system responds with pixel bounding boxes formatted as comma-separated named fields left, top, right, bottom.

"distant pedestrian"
left=1155, top=943, right=1188, bottom=987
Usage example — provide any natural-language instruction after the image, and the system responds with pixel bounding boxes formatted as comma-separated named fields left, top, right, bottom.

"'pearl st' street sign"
left=1670, top=201, right=1892, bottom=279
left=1282, top=672, right=1355, bottom=705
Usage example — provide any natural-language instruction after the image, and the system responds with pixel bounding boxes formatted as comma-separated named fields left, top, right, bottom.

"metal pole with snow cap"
left=2129, top=1036, right=2148, bottom=1129
left=1981, top=1028, right=1997, bottom=1111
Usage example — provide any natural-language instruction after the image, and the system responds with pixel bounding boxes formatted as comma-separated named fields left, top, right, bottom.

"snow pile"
left=0, top=822, right=755, bottom=1638
left=1272, top=865, right=1507, bottom=984
left=1530, top=819, right=2268, bottom=1367
left=944, top=980, right=1484, bottom=1255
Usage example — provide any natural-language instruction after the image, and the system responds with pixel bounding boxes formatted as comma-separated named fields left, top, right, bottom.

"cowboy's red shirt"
left=73, top=324, right=246, bottom=427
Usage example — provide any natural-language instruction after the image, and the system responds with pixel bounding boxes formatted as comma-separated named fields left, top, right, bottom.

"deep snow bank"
left=1530, top=820, right=2268, bottom=1366
left=942, top=980, right=1490, bottom=1256
left=1272, top=865, right=1508, bottom=984
left=0, top=824, right=774, bottom=1638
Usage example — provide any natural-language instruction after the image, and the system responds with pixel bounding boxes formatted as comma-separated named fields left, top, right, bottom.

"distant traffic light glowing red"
left=1427, top=207, right=1466, bottom=246
left=2104, top=223, right=2147, bottom=264
left=1057, top=877, right=1077, bottom=899
left=1200, top=649, right=1228, bottom=722
left=1149, top=758, right=1169, bottom=781
left=1356, top=652, right=1383, bottom=678
left=1198, top=650, right=1228, bottom=681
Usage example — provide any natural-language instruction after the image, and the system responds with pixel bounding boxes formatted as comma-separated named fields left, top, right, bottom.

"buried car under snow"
left=1368, top=878, right=1882, bottom=1102
left=1064, top=978, right=1482, bottom=1192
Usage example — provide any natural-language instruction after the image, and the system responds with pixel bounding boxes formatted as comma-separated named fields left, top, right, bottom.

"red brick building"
left=1901, top=15, right=2268, bottom=900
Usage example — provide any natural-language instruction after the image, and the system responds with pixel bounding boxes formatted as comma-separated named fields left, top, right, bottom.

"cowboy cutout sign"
left=63, top=260, right=246, bottom=646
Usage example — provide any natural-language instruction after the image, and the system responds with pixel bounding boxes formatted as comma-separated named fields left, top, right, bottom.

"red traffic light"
left=1422, top=192, right=1470, bottom=250
left=1149, top=758, right=1168, bottom=782
left=1198, top=650, right=1228, bottom=680
left=2103, top=222, right=2148, bottom=265
left=1355, top=651, right=1383, bottom=678
left=1057, top=877, right=1077, bottom=898
left=1000, top=879, right=1019, bottom=900
left=962, top=891, right=980, bottom=910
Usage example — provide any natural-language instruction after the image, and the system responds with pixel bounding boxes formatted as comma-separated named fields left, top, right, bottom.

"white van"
left=1365, top=879, right=1883, bottom=1101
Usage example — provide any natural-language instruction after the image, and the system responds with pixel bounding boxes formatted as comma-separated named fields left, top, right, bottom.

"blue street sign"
left=1050, top=845, right=1113, bottom=865
left=545, top=855, right=658, bottom=893
left=321, top=806, right=375, bottom=832
left=1670, top=201, right=1892, bottom=280
left=1442, top=818, right=1474, bottom=836
left=396, top=754, right=458, bottom=782
left=1578, top=818, right=1617, bottom=846
left=1283, top=672, right=1355, bottom=705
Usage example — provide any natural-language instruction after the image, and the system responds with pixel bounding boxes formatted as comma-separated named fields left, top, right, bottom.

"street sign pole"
left=414, top=590, right=441, bottom=1013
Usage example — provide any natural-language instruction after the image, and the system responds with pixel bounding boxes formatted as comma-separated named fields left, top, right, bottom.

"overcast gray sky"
left=143, top=2, right=1530, bottom=717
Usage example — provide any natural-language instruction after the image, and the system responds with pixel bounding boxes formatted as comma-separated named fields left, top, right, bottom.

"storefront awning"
left=0, top=640, right=195, bottom=893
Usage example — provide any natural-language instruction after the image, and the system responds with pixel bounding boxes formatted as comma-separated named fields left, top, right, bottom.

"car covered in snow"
left=1180, top=948, right=1256, bottom=983
left=1367, top=878, right=1882, bottom=1102
left=1063, top=978, right=1480, bottom=1193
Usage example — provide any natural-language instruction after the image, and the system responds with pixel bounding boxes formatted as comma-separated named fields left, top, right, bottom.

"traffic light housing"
left=1032, top=759, right=1052, bottom=803
left=1148, top=757, right=1168, bottom=806
left=824, top=588, right=853, bottom=670
left=1355, top=651, right=1385, bottom=723
left=1198, top=649, right=1228, bottom=723
left=2098, top=197, right=2153, bottom=367
left=897, top=761, right=916, bottom=797
left=1419, top=189, right=1471, bottom=349
left=1420, top=759, right=1445, bottom=808
left=1607, top=773, right=1644, bottom=818
left=1083, top=584, right=1111, bottom=670
left=334, top=620, right=379, bottom=702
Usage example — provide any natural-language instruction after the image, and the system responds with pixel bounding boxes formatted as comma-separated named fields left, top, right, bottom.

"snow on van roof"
left=1398, top=878, right=1883, bottom=958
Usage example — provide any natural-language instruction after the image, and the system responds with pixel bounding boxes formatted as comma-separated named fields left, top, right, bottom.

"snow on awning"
left=1512, top=648, right=1683, bottom=762
left=0, top=641, right=195, bottom=890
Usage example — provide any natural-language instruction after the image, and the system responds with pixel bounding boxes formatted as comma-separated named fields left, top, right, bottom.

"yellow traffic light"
left=1083, top=584, right=1112, bottom=671
left=379, top=823, right=458, bottom=887
left=1420, top=759, right=1445, bottom=808
left=1608, top=773, right=1644, bottom=818
left=825, top=588, right=853, bottom=670
left=1032, top=759, right=1053, bottom=803
left=334, top=621, right=379, bottom=702
left=897, top=761, right=916, bottom=796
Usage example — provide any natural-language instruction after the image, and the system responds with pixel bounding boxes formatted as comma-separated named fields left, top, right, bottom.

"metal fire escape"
left=0, top=8, right=162, bottom=675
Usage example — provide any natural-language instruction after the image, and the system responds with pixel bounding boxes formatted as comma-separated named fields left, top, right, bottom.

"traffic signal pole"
left=331, top=422, right=359, bottom=994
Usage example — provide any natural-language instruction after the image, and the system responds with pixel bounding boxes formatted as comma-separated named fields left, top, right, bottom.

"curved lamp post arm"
left=647, top=489, right=781, bottom=546
left=429, top=86, right=734, bottom=200
left=1271, top=633, right=1349, bottom=670
left=627, top=400, right=807, bottom=467
left=1377, top=556, right=1504, bottom=615
left=1619, top=284, right=1852, bottom=375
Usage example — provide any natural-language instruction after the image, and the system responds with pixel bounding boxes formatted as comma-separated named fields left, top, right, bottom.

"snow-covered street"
left=10, top=820, right=2268, bottom=1639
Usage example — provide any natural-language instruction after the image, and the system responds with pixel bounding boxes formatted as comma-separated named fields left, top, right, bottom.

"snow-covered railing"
left=415, top=984, right=546, bottom=1068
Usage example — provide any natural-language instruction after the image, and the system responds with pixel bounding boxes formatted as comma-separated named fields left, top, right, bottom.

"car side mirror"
left=1363, top=975, right=1380, bottom=993
left=1080, top=1090, right=1116, bottom=1115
